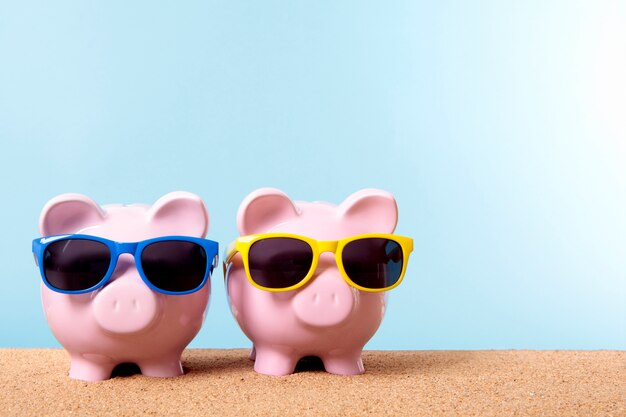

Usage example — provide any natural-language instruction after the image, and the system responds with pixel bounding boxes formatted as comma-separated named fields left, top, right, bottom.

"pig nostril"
left=332, top=293, right=338, bottom=304
left=132, top=299, right=138, bottom=310
left=313, top=294, right=319, bottom=304
left=113, top=300, right=119, bottom=311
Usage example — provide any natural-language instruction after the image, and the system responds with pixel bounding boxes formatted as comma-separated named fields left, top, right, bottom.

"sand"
left=0, top=349, right=623, bottom=416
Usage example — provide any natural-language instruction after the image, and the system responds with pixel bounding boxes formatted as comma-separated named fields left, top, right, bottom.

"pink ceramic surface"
left=39, top=192, right=211, bottom=381
left=226, top=188, right=399, bottom=376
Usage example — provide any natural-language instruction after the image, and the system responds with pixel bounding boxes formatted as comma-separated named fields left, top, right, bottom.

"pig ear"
left=40, top=194, right=105, bottom=236
left=147, top=192, right=209, bottom=237
left=238, top=188, right=299, bottom=235
left=338, top=189, right=398, bottom=234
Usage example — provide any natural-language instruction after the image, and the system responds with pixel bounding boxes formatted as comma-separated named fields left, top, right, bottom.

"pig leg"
left=249, top=345, right=256, bottom=361
left=138, top=354, right=184, bottom=378
left=69, top=354, right=116, bottom=381
left=321, top=349, right=365, bottom=375
left=253, top=346, right=299, bottom=376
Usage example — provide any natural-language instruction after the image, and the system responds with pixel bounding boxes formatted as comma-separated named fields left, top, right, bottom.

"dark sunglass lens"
left=342, top=238, right=403, bottom=289
left=43, top=239, right=111, bottom=292
left=248, top=238, right=313, bottom=289
left=141, top=241, right=208, bottom=293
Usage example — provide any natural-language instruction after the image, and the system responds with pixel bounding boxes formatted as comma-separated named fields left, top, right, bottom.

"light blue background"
left=1, top=1, right=624, bottom=350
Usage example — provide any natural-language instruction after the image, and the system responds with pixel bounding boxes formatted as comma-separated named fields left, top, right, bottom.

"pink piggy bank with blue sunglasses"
left=224, top=188, right=413, bottom=376
left=33, top=192, right=218, bottom=381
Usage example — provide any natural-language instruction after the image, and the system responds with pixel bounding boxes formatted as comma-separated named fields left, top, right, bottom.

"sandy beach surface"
left=0, top=349, right=623, bottom=416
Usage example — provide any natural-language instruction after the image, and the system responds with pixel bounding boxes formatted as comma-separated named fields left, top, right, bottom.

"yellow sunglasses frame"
left=224, top=233, right=414, bottom=293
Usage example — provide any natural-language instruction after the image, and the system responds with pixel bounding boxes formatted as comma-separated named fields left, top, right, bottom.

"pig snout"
left=93, top=280, right=159, bottom=334
left=292, top=270, right=356, bottom=327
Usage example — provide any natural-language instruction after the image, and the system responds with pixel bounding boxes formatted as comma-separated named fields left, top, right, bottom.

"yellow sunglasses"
left=224, top=233, right=414, bottom=293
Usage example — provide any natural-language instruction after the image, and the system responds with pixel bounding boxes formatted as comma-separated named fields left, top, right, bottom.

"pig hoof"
left=139, top=359, right=184, bottom=378
left=253, top=349, right=298, bottom=376
left=69, top=356, right=115, bottom=381
left=322, top=355, right=365, bottom=375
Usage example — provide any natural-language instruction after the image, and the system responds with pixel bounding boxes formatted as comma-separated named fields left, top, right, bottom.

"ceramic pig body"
left=225, top=188, right=400, bottom=376
left=38, top=192, right=212, bottom=381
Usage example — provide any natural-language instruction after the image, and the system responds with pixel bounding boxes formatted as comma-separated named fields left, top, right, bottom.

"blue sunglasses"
left=32, top=234, right=219, bottom=295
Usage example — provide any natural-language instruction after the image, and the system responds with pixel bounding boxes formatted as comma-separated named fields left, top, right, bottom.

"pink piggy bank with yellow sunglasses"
left=33, top=192, right=218, bottom=381
left=224, top=188, right=413, bottom=376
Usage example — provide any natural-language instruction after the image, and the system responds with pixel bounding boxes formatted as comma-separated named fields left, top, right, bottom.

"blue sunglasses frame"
left=32, top=234, right=219, bottom=295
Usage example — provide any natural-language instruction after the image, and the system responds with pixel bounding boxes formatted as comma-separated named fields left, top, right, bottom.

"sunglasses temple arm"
left=32, top=240, right=42, bottom=267
left=223, top=241, right=237, bottom=264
